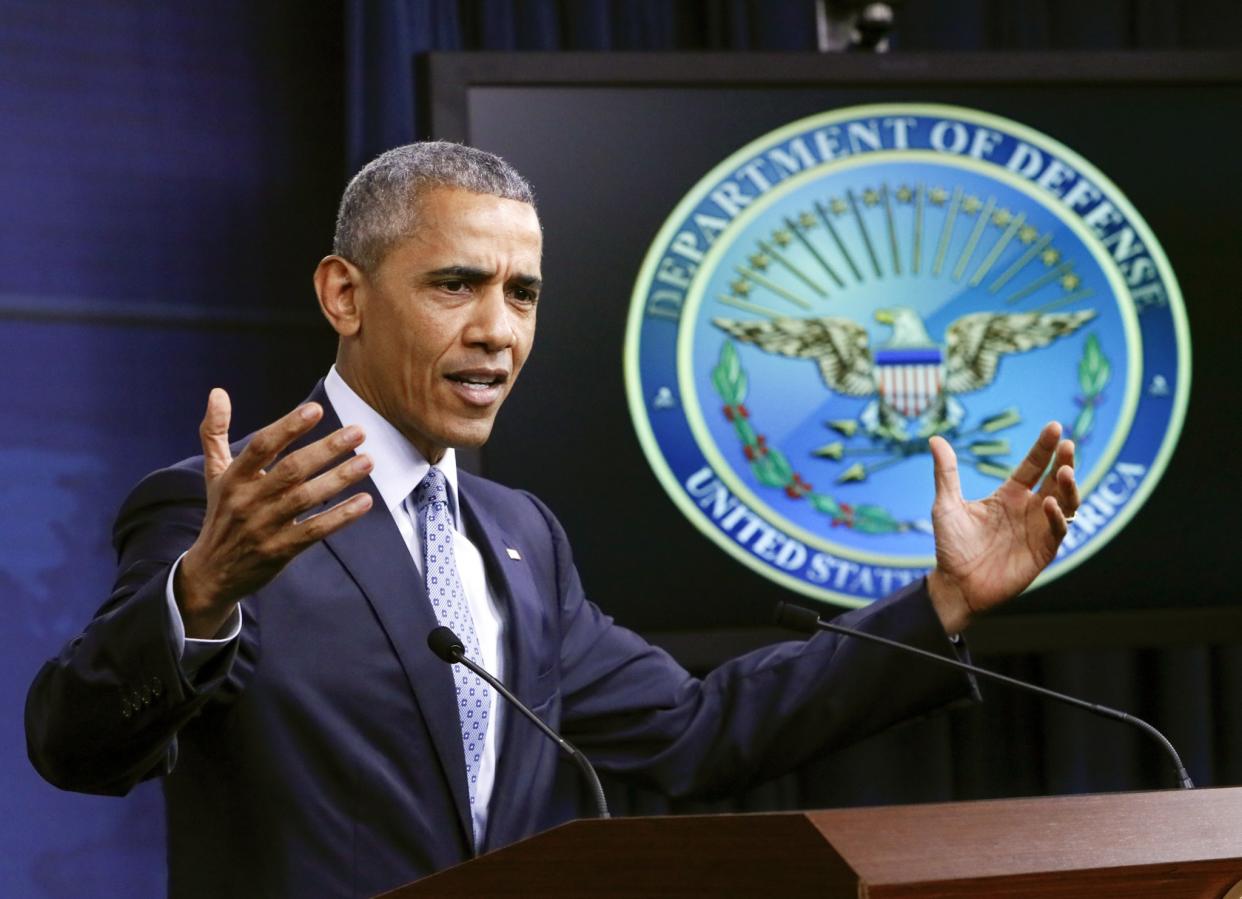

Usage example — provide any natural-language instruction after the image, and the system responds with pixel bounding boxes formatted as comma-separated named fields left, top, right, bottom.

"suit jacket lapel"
left=457, top=478, right=549, bottom=848
left=306, top=385, right=475, bottom=850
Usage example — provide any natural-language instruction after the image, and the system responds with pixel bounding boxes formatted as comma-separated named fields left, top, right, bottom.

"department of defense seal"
left=624, top=103, right=1190, bottom=608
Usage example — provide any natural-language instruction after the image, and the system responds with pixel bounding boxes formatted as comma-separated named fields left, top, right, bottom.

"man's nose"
left=464, top=286, right=515, bottom=351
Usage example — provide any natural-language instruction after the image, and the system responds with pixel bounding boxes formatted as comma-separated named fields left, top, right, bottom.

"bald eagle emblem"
left=715, top=306, right=1096, bottom=444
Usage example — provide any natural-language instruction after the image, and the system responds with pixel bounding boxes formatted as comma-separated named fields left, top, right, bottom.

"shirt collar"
left=323, top=365, right=460, bottom=523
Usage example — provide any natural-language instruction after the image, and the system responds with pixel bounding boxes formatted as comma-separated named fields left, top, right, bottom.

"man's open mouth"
left=446, top=370, right=507, bottom=388
left=445, top=369, right=509, bottom=405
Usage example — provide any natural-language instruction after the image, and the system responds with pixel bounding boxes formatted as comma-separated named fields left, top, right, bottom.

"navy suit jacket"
left=27, top=384, right=973, bottom=897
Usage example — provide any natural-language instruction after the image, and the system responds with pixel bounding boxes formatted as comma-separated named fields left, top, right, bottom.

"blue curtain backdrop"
left=7, top=1, right=1240, bottom=896
left=346, top=0, right=1242, bottom=171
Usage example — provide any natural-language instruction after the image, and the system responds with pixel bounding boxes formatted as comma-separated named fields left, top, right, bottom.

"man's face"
left=342, top=187, right=542, bottom=462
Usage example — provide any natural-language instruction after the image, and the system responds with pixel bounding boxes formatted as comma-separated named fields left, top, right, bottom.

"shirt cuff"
left=165, top=552, right=242, bottom=675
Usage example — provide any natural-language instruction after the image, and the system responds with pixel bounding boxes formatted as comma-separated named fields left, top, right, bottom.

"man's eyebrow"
left=427, top=265, right=492, bottom=281
left=425, top=266, right=541, bottom=289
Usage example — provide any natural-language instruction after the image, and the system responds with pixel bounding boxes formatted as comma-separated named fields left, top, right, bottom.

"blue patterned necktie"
left=414, top=467, right=491, bottom=819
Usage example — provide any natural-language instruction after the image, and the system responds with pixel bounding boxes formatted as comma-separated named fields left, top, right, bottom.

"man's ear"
left=314, top=255, right=365, bottom=337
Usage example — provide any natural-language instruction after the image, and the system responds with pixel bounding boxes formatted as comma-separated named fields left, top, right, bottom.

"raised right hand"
left=175, top=388, right=374, bottom=638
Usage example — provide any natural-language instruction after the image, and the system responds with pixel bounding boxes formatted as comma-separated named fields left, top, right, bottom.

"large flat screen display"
left=426, top=53, right=1241, bottom=641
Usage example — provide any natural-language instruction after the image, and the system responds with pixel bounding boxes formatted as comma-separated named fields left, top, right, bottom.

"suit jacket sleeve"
left=522, top=493, right=975, bottom=800
left=25, top=462, right=239, bottom=796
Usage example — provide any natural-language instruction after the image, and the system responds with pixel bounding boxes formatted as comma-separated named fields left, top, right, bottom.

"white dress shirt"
left=167, top=366, right=506, bottom=843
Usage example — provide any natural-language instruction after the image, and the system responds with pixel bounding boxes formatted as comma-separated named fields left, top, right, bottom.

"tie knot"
left=414, top=466, right=450, bottom=511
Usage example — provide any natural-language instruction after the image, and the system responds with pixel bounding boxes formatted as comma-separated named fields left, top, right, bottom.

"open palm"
left=927, top=422, right=1079, bottom=633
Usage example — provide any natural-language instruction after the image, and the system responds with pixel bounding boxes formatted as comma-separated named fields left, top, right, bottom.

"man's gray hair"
left=333, top=141, right=536, bottom=272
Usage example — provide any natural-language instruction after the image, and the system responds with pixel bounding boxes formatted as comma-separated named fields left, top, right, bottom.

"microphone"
left=426, top=626, right=610, bottom=818
left=775, top=602, right=1195, bottom=790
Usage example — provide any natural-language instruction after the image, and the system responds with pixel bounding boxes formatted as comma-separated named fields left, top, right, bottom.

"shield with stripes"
left=873, top=347, right=944, bottom=418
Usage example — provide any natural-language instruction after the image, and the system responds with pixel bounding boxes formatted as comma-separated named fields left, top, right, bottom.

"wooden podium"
left=384, top=787, right=1242, bottom=897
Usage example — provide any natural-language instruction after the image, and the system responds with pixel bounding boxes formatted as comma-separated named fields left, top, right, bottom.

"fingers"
left=1050, top=437, right=1075, bottom=478
left=231, top=402, right=325, bottom=478
left=272, top=446, right=374, bottom=523
left=1039, top=438, right=1080, bottom=510
left=286, top=492, right=374, bottom=549
left=1056, top=456, right=1080, bottom=516
left=1042, top=495, right=1068, bottom=541
left=1009, top=421, right=1062, bottom=490
left=928, top=435, right=963, bottom=506
left=200, top=388, right=234, bottom=481
left=263, top=424, right=366, bottom=500
left=233, top=419, right=372, bottom=528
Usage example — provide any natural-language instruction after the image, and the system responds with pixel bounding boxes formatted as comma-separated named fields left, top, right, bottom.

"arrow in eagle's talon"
left=837, top=463, right=868, bottom=483
left=812, top=442, right=844, bottom=460
left=816, top=443, right=903, bottom=459
left=836, top=453, right=910, bottom=483
left=980, top=407, right=1022, bottom=433
left=953, top=409, right=1023, bottom=440
left=957, top=439, right=1010, bottom=457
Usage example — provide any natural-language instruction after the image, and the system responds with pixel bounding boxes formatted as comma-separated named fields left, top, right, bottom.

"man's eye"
left=511, top=288, right=538, bottom=304
left=439, top=280, right=471, bottom=294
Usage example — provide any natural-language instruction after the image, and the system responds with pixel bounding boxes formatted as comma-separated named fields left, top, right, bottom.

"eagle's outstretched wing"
left=713, top=316, right=874, bottom=396
left=944, top=310, right=1097, bottom=393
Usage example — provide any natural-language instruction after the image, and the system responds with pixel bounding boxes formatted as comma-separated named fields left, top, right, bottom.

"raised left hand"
left=926, top=421, right=1079, bottom=634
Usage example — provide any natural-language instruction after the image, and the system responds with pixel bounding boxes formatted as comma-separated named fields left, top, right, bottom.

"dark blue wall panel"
left=2, top=3, right=343, bottom=895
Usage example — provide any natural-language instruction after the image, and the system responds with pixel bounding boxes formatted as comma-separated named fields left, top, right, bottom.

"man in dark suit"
left=26, top=143, right=1079, bottom=897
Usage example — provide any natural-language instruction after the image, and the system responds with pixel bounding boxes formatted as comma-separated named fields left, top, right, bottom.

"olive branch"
left=711, top=341, right=908, bottom=534
left=1071, top=333, right=1110, bottom=446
